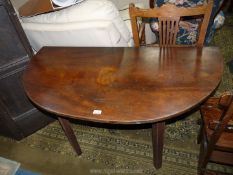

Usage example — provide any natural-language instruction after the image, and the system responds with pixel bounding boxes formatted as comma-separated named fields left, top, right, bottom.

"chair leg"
left=198, top=142, right=205, bottom=175
left=198, top=135, right=211, bottom=175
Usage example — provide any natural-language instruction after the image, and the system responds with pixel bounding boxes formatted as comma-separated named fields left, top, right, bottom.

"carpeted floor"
left=0, top=13, right=233, bottom=175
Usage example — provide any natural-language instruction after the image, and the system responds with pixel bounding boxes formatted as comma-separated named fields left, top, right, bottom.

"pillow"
left=21, top=0, right=131, bottom=43
left=21, top=0, right=120, bottom=23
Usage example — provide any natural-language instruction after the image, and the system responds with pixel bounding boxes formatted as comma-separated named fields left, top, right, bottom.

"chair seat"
left=201, top=104, right=233, bottom=152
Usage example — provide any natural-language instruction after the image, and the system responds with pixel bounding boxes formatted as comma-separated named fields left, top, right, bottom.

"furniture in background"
left=129, top=0, right=213, bottom=47
left=23, top=46, right=223, bottom=169
left=198, top=91, right=233, bottom=175
left=0, top=0, right=54, bottom=140
left=149, top=0, right=225, bottom=45
left=10, top=0, right=153, bottom=52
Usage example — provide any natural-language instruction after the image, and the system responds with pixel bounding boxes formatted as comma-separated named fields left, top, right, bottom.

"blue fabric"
left=16, top=169, right=40, bottom=175
left=150, top=0, right=225, bottom=45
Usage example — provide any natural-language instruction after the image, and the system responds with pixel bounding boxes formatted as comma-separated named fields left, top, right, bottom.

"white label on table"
left=93, top=110, right=102, bottom=115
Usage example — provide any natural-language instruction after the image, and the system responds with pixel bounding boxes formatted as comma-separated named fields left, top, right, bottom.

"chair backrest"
left=129, top=0, right=213, bottom=47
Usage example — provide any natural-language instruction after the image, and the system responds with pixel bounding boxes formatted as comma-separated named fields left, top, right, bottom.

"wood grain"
left=23, top=47, right=223, bottom=124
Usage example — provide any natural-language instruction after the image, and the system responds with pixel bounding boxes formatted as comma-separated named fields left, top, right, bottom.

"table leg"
left=58, top=117, right=82, bottom=156
left=152, top=121, right=165, bottom=169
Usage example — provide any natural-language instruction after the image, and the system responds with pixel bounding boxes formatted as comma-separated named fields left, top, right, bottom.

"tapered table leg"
left=152, top=122, right=165, bottom=169
left=58, top=117, right=82, bottom=155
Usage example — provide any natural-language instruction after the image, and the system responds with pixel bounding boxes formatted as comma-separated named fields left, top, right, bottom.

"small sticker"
left=93, top=110, right=102, bottom=115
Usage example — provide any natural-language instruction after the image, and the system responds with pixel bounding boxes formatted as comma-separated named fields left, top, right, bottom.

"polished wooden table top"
left=23, top=47, right=223, bottom=124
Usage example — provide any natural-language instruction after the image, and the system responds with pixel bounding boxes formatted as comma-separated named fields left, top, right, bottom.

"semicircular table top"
left=23, top=46, right=223, bottom=124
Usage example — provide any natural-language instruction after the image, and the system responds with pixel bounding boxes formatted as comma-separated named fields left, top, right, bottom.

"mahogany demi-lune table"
left=22, top=46, right=223, bottom=169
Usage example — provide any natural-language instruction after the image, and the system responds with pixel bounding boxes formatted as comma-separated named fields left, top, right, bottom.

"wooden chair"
left=198, top=91, right=233, bottom=175
left=129, top=0, right=213, bottom=47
